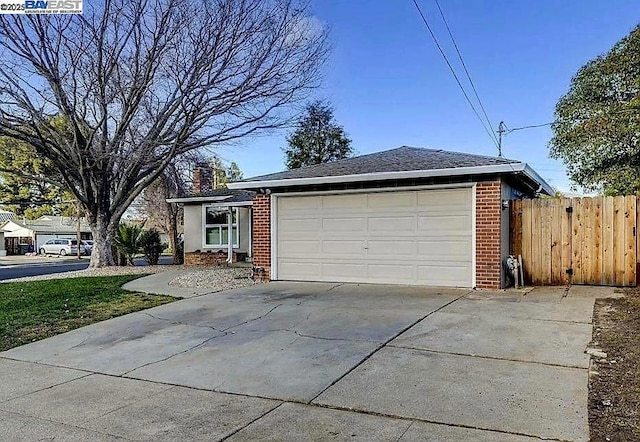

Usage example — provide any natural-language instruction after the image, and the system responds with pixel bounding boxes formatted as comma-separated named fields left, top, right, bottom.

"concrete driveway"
left=0, top=282, right=607, bottom=441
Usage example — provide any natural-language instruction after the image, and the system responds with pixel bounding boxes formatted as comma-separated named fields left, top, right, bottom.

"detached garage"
left=228, top=146, right=552, bottom=289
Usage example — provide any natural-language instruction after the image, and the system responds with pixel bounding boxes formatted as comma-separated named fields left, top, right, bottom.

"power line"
left=411, top=0, right=499, bottom=150
left=506, top=122, right=553, bottom=133
left=433, top=0, right=498, bottom=146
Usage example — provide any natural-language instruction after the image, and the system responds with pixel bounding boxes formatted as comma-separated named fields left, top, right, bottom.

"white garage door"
left=275, top=188, right=473, bottom=287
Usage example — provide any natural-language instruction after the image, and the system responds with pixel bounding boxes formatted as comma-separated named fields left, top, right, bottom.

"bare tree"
left=139, top=151, right=206, bottom=264
left=0, top=0, right=328, bottom=266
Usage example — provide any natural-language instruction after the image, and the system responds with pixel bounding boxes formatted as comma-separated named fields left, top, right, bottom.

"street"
left=0, top=259, right=90, bottom=281
left=0, top=256, right=174, bottom=281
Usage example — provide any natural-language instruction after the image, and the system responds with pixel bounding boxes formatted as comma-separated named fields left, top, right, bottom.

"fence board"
left=612, top=196, right=625, bottom=286
left=551, top=199, right=563, bottom=284
left=583, top=198, right=595, bottom=284
left=521, top=199, right=533, bottom=284
left=602, top=197, right=614, bottom=286
left=593, top=197, right=603, bottom=285
left=625, top=196, right=636, bottom=286
left=541, top=200, right=552, bottom=284
left=572, top=198, right=584, bottom=284
left=561, top=198, right=572, bottom=285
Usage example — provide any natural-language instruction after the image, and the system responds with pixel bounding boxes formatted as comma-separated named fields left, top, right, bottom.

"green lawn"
left=0, top=275, right=177, bottom=351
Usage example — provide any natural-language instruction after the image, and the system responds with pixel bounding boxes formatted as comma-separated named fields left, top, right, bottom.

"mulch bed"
left=589, top=288, right=640, bottom=441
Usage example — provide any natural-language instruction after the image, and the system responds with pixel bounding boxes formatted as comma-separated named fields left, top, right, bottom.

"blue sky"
left=216, top=1, right=640, bottom=192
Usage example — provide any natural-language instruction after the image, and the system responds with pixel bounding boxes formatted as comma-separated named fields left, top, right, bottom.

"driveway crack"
left=142, top=312, right=223, bottom=332
left=222, top=304, right=282, bottom=332
left=308, top=290, right=474, bottom=404
left=395, top=421, right=413, bottom=441
left=121, top=331, right=227, bottom=376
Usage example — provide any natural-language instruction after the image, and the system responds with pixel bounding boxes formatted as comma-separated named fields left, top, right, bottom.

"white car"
left=81, top=240, right=93, bottom=255
left=39, top=239, right=79, bottom=256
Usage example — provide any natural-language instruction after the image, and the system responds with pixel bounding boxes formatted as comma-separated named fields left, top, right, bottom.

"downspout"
left=227, top=207, right=233, bottom=264
left=248, top=207, right=252, bottom=259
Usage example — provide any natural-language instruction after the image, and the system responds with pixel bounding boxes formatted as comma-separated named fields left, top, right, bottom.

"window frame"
left=202, top=206, right=240, bottom=249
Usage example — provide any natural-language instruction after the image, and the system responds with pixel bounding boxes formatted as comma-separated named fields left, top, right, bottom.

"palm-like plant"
left=112, top=223, right=142, bottom=266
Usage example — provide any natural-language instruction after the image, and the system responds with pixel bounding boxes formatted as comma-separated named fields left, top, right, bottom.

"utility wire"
left=506, top=122, right=553, bottom=133
left=411, top=0, right=499, bottom=150
left=433, top=0, right=498, bottom=146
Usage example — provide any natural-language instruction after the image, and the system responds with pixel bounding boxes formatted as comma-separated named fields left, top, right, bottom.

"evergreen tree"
left=284, top=101, right=353, bottom=169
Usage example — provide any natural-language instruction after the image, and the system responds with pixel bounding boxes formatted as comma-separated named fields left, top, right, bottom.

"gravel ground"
left=169, top=266, right=259, bottom=290
left=1, top=264, right=261, bottom=292
left=1, top=265, right=187, bottom=284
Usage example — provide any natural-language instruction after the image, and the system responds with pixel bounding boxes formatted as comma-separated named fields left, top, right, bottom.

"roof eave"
left=228, top=163, right=537, bottom=190
left=166, top=196, right=234, bottom=203
left=521, top=164, right=554, bottom=196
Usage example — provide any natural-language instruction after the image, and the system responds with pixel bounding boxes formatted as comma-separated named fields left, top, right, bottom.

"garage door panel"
left=322, top=194, right=367, bottom=209
left=322, top=263, right=366, bottom=278
left=368, top=192, right=415, bottom=208
left=280, top=196, right=320, bottom=211
left=417, top=239, right=471, bottom=260
left=417, top=189, right=471, bottom=207
left=322, top=218, right=365, bottom=231
left=276, top=188, right=473, bottom=287
left=367, top=240, right=414, bottom=255
left=279, top=261, right=321, bottom=278
left=367, top=264, right=415, bottom=280
left=322, top=240, right=366, bottom=254
left=280, top=218, right=321, bottom=233
left=279, top=240, right=320, bottom=255
left=368, top=216, right=414, bottom=232
left=418, top=215, right=471, bottom=232
left=417, top=264, right=472, bottom=285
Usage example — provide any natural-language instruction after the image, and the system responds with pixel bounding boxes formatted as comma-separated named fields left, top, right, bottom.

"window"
left=203, top=207, right=238, bottom=248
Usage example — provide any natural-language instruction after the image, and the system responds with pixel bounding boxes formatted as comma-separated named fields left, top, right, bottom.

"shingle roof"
left=4, top=216, right=92, bottom=233
left=240, top=146, right=519, bottom=182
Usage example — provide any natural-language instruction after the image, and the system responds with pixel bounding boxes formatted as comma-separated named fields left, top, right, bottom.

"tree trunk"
left=88, top=214, right=116, bottom=268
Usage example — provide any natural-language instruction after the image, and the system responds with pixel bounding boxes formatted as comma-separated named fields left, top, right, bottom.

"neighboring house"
left=177, top=146, right=553, bottom=289
left=168, top=189, right=256, bottom=265
left=0, top=215, right=92, bottom=255
left=0, top=229, right=6, bottom=257
left=0, top=211, right=14, bottom=257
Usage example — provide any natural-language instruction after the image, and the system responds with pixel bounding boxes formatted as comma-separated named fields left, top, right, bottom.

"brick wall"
left=476, top=181, right=502, bottom=289
left=252, top=194, right=271, bottom=281
left=185, top=251, right=238, bottom=266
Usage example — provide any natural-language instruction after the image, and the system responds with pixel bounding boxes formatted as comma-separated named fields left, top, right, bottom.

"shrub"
left=139, top=228, right=165, bottom=266
left=112, top=223, right=142, bottom=265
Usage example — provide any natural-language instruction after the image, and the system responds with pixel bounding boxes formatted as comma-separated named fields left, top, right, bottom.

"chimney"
left=192, top=162, right=213, bottom=193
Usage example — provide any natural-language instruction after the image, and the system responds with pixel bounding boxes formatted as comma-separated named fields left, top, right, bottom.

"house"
left=175, top=146, right=553, bottom=289
left=0, top=215, right=93, bottom=255
left=0, top=229, right=6, bottom=257
left=167, top=188, right=256, bottom=265
left=0, top=211, right=14, bottom=257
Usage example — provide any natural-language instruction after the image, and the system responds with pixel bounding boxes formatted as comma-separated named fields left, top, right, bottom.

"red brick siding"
left=476, top=181, right=502, bottom=289
left=184, top=251, right=238, bottom=266
left=252, top=194, right=271, bottom=281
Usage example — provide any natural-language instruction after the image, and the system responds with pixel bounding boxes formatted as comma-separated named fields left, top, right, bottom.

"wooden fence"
left=511, top=196, right=637, bottom=286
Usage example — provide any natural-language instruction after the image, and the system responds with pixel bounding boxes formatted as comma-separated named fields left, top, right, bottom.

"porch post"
left=227, top=207, right=233, bottom=263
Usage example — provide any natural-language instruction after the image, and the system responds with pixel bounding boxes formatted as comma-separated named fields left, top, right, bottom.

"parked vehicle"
left=39, top=239, right=79, bottom=256
left=81, top=240, right=93, bottom=256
